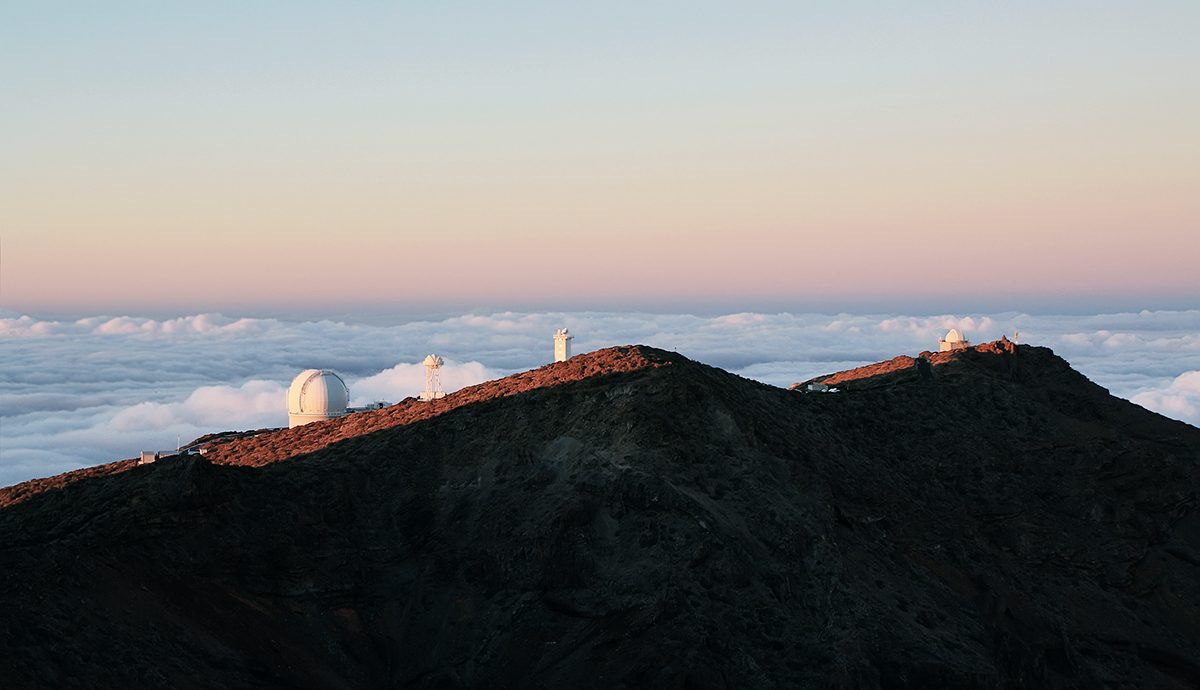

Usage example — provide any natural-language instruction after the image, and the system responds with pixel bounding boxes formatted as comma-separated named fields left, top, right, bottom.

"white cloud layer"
left=1, top=309, right=1197, bottom=487
left=1132, top=371, right=1200, bottom=427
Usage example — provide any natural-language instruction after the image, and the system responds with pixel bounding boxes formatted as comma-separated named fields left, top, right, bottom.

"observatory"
left=420, top=354, right=446, bottom=401
left=939, top=329, right=970, bottom=352
left=553, top=328, right=573, bottom=362
left=287, top=369, right=350, bottom=428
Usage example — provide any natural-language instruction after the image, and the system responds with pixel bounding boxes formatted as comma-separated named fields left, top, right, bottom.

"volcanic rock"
left=2, top=343, right=1198, bottom=689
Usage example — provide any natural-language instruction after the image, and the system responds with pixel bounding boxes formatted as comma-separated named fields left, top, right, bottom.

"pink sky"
left=2, top=3, right=1197, bottom=313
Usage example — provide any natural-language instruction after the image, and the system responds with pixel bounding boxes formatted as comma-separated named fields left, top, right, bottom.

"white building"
left=553, top=328, right=573, bottom=362
left=287, top=369, right=350, bottom=428
left=939, top=328, right=970, bottom=352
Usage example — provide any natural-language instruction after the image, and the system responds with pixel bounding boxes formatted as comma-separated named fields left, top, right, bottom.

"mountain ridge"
left=0, top=345, right=677, bottom=507
left=2, top=343, right=1198, bottom=688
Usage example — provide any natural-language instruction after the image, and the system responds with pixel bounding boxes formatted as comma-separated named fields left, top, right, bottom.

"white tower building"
left=553, top=328, right=573, bottom=362
left=421, top=354, right=445, bottom=401
left=287, top=369, right=350, bottom=428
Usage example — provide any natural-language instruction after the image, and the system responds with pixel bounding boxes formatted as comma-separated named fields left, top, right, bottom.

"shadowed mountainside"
left=2, top=343, right=1199, bottom=689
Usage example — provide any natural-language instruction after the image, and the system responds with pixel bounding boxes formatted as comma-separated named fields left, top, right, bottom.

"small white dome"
left=423, top=354, right=443, bottom=367
left=287, top=369, right=349, bottom=417
left=945, top=328, right=963, bottom=343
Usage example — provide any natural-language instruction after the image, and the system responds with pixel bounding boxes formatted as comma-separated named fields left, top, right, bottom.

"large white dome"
left=287, top=369, right=349, bottom=427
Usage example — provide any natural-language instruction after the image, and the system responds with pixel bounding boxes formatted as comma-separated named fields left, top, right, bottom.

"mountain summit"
left=2, top=343, right=1198, bottom=688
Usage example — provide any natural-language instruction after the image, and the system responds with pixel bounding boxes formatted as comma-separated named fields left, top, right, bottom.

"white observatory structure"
left=421, top=354, right=446, bottom=401
left=553, top=328, right=573, bottom=362
left=939, top=328, right=970, bottom=352
left=287, top=369, right=350, bottom=428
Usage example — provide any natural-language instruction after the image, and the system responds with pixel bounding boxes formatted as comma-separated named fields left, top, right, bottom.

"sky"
left=2, top=308, right=1199, bottom=487
left=2, top=2, right=1198, bottom=313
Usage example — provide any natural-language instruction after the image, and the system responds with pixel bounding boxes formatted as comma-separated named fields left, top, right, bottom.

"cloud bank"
left=1132, top=371, right=1200, bottom=428
left=1, top=310, right=1197, bottom=487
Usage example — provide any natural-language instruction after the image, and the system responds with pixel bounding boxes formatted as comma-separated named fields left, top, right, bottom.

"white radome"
left=945, top=328, right=963, bottom=343
left=287, top=369, right=350, bottom=428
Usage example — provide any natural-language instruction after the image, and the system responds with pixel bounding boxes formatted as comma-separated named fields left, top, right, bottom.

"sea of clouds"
left=1, top=309, right=1197, bottom=487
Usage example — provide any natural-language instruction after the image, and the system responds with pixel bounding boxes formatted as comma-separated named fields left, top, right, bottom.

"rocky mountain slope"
left=2, top=343, right=1198, bottom=689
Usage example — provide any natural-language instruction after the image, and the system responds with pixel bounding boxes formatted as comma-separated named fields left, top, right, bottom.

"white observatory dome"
left=939, top=328, right=970, bottom=352
left=287, top=369, right=349, bottom=428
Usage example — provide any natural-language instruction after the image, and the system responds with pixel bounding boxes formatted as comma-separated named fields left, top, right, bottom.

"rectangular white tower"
left=553, top=328, right=573, bottom=362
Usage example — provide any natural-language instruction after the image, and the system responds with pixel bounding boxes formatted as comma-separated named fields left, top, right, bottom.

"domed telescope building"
left=287, top=369, right=350, bottom=428
left=939, top=328, right=970, bottom=352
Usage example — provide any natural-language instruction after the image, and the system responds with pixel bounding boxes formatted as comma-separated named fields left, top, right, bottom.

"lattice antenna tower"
left=421, top=354, right=445, bottom=401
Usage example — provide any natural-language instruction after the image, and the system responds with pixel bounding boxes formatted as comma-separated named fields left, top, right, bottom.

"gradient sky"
left=2, top=1, right=1197, bottom=314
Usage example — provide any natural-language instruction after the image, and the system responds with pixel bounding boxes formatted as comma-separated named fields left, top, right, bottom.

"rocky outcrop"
left=2, top=344, right=1198, bottom=688
left=793, top=355, right=922, bottom=389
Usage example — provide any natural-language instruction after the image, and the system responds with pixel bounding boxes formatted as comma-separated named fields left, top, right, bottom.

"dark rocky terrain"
left=2, top=342, right=1198, bottom=689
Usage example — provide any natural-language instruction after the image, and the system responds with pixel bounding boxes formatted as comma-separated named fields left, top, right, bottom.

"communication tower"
left=421, top=354, right=445, bottom=401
